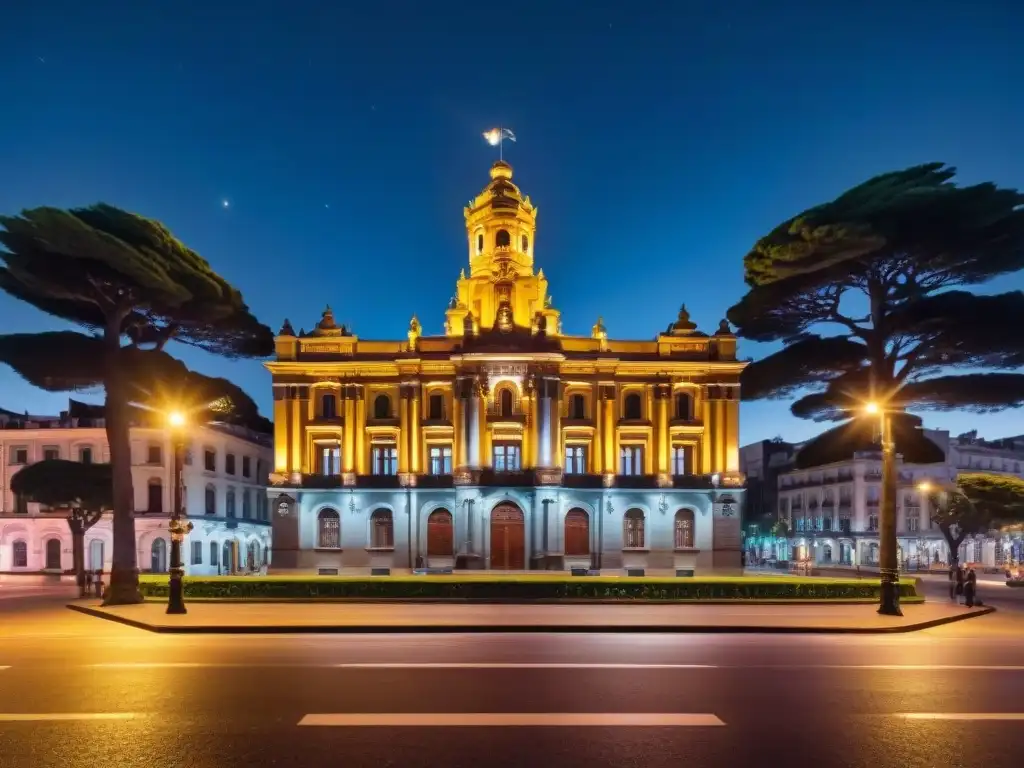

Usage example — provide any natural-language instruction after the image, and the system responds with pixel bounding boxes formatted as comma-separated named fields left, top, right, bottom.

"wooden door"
left=490, top=503, right=525, bottom=569
left=427, top=509, right=453, bottom=556
left=564, top=508, right=590, bottom=556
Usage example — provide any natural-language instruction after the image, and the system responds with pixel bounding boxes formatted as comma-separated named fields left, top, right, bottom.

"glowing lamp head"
left=917, top=481, right=933, bottom=493
left=168, top=411, right=186, bottom=428
left=863, top=401, right=880, bottom=415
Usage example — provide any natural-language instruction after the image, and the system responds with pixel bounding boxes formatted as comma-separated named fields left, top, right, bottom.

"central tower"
left=445, top=161, right=560, bottom=336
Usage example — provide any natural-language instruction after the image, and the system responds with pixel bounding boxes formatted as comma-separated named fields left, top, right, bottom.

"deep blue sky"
left=1, top=1, right=1022, bottom=445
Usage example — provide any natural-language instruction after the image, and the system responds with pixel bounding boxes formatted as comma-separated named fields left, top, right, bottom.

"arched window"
left=674, top=508, right=695, bottom=549
left=12, top=540, right=27, bottom=568
left=499, top=388, right=514, bottom=417
left=147, top=478, right=163, bottom=514
left=150, top=538, right=167, bottom=573
left=565, top=508, right=590, bottom=556
left=624, top=392, right=642, bottom=420
left=318, top=508, right=341, bottom=549
left=45, top=538, right=62, bottom=570
left=226, top=488, right=236, bottom=518
left=521, top=234, right=529, bottom=251
left=495, top=229, right=511, bottom=248
left=623, top=509, right=645, bottom=549
left=373, top=394, right=391, bottom=419
left=569, top=393, right=585, bottom=419
left=428, top=392, right=445, bottom=420
left=370, top=509, right=394, bottom=548
left=477, top=233, right=484, bottom=253
left=205, top=485, right=217, bottom=515
left=427, top=509, right=453, bottom=556
left=674, top=392, right=693, bottom=420
left=321, top=393, right=337, bottom=419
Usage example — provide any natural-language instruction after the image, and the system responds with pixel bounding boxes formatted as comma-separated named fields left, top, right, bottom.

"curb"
left=66, top=603, right=995, bottom=635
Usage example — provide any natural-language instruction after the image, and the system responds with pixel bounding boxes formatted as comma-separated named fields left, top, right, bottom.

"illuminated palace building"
left=267, top=162, right=745, bottom=573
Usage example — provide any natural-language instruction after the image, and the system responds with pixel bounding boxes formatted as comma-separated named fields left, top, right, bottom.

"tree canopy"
left=729, top=163, right=1024, bottom=426
left=0, top=203, right=273, bottom=603
left=926, top=472, right=1024, bottom=565
left=10, top=459, right=113, bottom=512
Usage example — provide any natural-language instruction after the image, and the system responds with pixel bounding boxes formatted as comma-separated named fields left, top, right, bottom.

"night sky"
left=1, top=1, right=1022, bottom=445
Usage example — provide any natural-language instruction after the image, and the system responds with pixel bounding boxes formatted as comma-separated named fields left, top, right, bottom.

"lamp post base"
left=877, top=579, right=903, bottom=616
left=167, top=565, right=187, bottom=615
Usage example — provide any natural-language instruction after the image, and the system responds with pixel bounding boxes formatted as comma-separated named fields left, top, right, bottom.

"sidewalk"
left=68, top=600, right=994, bottom=635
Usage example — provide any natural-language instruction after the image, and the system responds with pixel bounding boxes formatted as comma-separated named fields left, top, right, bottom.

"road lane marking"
left=332, top=663, right=718, bottom=669
left=0, top=667, right=9, bottom=671
left=299, top=713, right=726, bottom=727
left=762, top=665, right=1024, bottom=671
left=899, top=713, right=1024, bottom=721
left=0, top=713, right=143, bottom=721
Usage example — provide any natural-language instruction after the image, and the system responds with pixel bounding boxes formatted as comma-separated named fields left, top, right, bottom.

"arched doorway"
left=564, top=508, right=589, bottom=556
left=45, top=538, right=62, bottom=570
left=150, top=538, right=167, bottom=573
left=223, top=541, right=234, bottom=574
left=490, top=503, right=525, bottom=569
left=427, top=509, right=453, bottom=560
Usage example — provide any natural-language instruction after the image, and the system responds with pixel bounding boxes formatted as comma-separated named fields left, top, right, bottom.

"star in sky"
left=221, top=199, right=230, bottom=208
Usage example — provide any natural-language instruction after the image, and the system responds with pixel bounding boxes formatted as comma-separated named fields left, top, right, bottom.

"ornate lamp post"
left=167, top=410, right=193, bottom=615
left=864, top=402, right=902, bottom=616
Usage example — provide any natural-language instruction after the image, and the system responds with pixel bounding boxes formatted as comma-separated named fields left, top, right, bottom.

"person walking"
left=948, top=565, right=958, bottom=601
left=954, top=566, right=965, bottom=604
left=964, top=568, right=978, bottom=608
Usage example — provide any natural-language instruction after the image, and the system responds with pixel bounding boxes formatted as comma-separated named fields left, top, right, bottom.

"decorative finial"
left=408, top=314, right=422, bottom=350
left=298, top=328, right=307, bottom=337
left=448, top=295, right=458, bottom=310
left=670, top=304, right=698, bottom=334
left=537, top=268, right=545, bottom=280
left=544, top=294, right=553, bottom=309
left=591, top=315, right=607, bottom=339
left=459, top=268, right=466, bottom=280
left=278, top=318, right=295, bottom=336
left=318, top=305, right=338, bottom=329
left=716, top=318, right=732, bottom=335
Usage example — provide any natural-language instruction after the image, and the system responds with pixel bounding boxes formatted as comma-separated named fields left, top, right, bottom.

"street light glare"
left=918, top=481, right=932, bottom=493
left=168, top=411, right=186, bottom=428
left=863, top=401, right=880, bottom=415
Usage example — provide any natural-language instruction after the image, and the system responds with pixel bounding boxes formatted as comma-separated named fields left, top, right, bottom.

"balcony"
left=562, top=473, right=605, bottom=489
left=562, top=417, right=594, bottom=428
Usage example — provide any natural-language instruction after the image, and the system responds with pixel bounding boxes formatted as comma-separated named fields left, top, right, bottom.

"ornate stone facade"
left=266, top=162, right=746, bottom=573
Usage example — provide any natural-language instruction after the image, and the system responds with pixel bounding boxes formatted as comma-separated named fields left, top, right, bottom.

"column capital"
left=599, top=384, right=616, bottom=401
left=653, top=382, right=672, bottom=399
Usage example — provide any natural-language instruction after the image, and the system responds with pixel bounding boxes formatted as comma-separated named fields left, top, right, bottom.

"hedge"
left=137, top=576, right=921, bottom=601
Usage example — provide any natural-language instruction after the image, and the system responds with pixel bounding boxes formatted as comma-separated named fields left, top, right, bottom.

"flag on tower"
left=483, top=127, right=516, bottom=145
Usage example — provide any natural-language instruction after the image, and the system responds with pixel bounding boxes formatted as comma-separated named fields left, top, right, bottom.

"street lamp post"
left=167, top=411, right=193, bottom=615
left=865, top=402, right=902, bottom=616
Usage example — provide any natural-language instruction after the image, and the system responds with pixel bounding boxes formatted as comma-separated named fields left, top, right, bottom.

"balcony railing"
left=291, top=471, right=723, bottom=491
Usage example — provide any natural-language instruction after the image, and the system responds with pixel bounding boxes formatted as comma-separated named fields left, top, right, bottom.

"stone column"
left=601, top=385, right=616, bottom=474
left=409, top=383, right=421, bottom=474
left=342, top=386, right=356, bottom=474
left=273, top=387, right=289, bottom=475
left=457, top=376, right=480, bottom=469
left=550, top=379, right=563, bottom=469
left=655, top=382, right=671, bottom=476
left=353, top=385, right=367, bottom=475
left=537, top=377, right=553, bottom=468
left=398, top=385, right=411, bottom=475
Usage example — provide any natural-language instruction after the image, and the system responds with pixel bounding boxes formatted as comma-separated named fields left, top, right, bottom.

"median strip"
left=0, top=713, right=143, bottom=721
left=899, top=713, right=1024, bottom=721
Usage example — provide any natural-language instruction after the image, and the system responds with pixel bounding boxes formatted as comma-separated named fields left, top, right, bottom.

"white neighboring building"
left=0, top=402, right=273, bottom=576
left=768, top=429, right=1024, bottom=570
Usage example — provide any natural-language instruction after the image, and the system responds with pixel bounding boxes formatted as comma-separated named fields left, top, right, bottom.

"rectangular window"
left=671, top=446, right=687, bottom=476
left=147, top=445, right=162, bottom=465
left=203, top=450, right=216, bottom=472
left=492, top=442, right=521, bottom=472
left=619, top=446, right=644, bottom=475
left=43, top=447, right=59, bottom=461
left=242, top=456, right=251, bottom=478
left=79, top=447, right=93, bottom=464
left=226, top=453, right=236, bottom=475
left=428, top=445, right=452, bottom=475
left=839, top=516, right=851, bottom=533
left=868, top=514, right=879, bottom=531
left=209, top=542, right=219, bottom=567
left=11, top=447, right=28, bottom=465
left=372, top=445, right=398, bottom=476
left=191, top=541, right=203, bottom=565
left=14, top=494, right=28, bottom=514
left=564, top=445, right=587, bottom=474
left=318, top=446, right=341, bottom=476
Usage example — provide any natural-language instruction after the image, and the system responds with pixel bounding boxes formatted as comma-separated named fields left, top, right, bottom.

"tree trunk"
left=939, top=523, right=963, bottom=569
left=103, top=361, right=142, bottom=605
left=69, top=521, right=85, bottom=598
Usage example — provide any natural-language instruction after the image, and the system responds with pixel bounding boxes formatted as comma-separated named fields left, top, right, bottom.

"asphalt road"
left=0, top=592, right=1022, bottom=768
